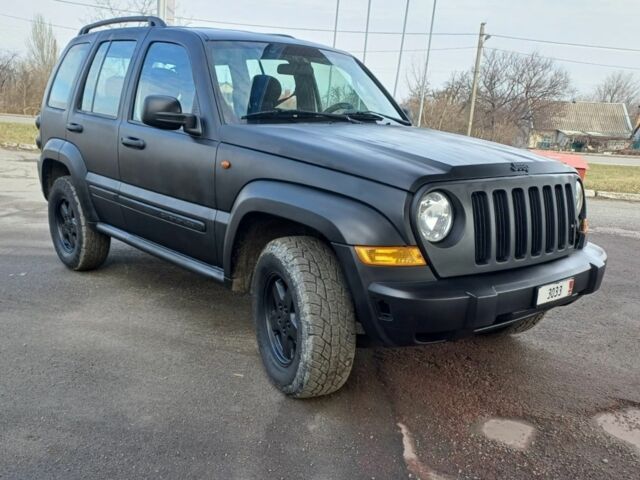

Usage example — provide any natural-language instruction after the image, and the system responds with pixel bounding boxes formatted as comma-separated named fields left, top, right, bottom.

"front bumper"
left=333, top=242, right=606, bottom=346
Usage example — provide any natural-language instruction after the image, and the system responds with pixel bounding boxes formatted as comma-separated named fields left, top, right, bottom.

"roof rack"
left=79, top=16, right=166, bottom=35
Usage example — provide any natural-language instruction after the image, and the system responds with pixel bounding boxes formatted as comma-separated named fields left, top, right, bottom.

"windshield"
left=208, top=41, right=404, bottom=124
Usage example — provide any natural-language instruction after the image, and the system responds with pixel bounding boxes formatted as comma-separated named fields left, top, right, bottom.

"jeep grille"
left=471, top=182, right=577, bottom=265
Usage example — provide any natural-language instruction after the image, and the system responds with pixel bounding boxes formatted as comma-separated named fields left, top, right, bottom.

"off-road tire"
left=479, top=312, right=546, bottom=337
left=252, top=236, right=356, bottom=398
left=48, top=176, right=110, bottom=271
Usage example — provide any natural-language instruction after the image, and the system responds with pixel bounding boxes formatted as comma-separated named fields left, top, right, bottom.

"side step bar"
left=95, top=223, right=225, bottom=283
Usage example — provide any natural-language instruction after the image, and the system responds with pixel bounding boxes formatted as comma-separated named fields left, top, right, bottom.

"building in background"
left=528, top=101, right=633, bottom=152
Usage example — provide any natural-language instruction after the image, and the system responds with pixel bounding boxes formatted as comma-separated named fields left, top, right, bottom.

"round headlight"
left=417, top=191, right=454, bottom=243
left=575, top=181, right=585, bottom=214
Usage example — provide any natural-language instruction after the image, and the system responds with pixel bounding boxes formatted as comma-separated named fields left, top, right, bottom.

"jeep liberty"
left=36, top=16, right=606, bottom=398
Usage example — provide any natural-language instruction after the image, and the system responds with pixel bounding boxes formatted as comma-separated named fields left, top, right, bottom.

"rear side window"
left=133, top=42, right=196, bottom=122
left=47, top=43, right=90, bottom=110
left=80, top=41, right=136, bottom=117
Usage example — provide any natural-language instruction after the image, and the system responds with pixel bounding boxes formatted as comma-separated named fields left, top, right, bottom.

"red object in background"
left=531, top=150, right=589, bottom=180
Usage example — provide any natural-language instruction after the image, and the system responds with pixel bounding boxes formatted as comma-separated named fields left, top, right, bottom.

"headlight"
left=575, top=181, right=584, bottom=214
left=417, top=191, right=454, bottom=243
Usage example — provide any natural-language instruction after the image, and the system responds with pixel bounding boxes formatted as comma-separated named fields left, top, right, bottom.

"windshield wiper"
left=347, top=110, right=412, bottom=126
left=242, top=109, right=359, bottom=123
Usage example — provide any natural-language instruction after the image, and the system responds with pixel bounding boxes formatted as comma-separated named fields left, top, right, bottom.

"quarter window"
left=80, top=41, right=136, bottom=117
left=47, top=43, right=90, bottom=110
left=133, top=43, right=196, bottom=123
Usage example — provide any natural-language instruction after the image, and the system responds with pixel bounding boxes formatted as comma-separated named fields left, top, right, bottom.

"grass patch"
left=0, top=122, right=38, bottom=145
left=585, top=164, right=640, bottom=194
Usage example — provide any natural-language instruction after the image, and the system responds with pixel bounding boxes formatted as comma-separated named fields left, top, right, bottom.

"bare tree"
left=87, top=0, right=156, bottom=20
left=591, top=71, right=640, bottom=118
left=0, top=15, right=60, bottom=115
left=0, top=52, right=19, bottom=112
left=405, top=50, right=573, bottom=145
left=475, top=51, right=571, bottom=143
left=27, top=14, right=59, bottom=75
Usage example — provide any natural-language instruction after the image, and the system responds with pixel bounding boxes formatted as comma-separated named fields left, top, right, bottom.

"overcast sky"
left=4, top=0, right=639, bottom=101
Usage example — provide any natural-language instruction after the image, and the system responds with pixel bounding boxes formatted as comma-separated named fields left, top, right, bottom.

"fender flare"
left=39, top=138, right=98, bottom=222
left=222, top=180, right=406, bottom=274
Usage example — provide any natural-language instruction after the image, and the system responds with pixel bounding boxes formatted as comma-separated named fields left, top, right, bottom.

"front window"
left=208, top=41, right=404, bottom=124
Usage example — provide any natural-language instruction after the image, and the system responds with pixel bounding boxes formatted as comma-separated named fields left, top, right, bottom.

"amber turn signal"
left=355, top=246, right=426, bottom=267
left=580, top=218, right=589, bottom=234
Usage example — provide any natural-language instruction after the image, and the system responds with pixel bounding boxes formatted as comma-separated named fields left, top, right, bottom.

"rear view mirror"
left=142, top=95, right=202, bottom=136
left=277, top=63, right=313, bottom=76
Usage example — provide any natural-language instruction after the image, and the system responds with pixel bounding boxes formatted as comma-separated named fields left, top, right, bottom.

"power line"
left=358, top=46, right=476, bottom=54
left=52, top=0, right=640, bottom=54
left=486, top=47, right=640, bottom=72
left=52, top=0, right=476, bottom=36
left=0, top=13, right=77, bottom=31
left=490, top=34, right=640, bottom=54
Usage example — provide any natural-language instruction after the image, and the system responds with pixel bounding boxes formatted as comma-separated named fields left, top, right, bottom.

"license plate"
left=536, top=278, right=574, bottom=306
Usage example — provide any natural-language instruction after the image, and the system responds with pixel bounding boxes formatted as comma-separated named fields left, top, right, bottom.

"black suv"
left=37, top=16, right=606, bottom=398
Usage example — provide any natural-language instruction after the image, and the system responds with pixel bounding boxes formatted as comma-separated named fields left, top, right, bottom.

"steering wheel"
left=323, top=102, right=355, bottom=114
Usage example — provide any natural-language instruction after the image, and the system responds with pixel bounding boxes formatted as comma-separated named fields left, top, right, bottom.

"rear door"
left=117, top=31, right=219, bottom=265
left=65, top=29, right=146, bottom=228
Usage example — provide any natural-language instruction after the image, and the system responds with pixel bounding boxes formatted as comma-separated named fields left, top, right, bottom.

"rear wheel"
left=478, top=312, right=546, bottom=337
left=252, top=236, right=356, bottom=398
left=48, top=176, right=110, bottom=271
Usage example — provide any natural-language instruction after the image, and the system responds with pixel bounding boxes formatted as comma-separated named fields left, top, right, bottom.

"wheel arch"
left=222, top=180, right=406, bottom=293
left=39, top=138, right=98, bottom=222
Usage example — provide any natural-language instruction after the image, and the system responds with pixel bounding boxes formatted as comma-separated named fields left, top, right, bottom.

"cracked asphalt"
left=1, top=149, right=639, bottom=479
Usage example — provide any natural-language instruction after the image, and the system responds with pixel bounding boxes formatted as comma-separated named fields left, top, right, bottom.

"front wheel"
left=48, top=176, right=110, bottom=271
left=252, top=236, right=356, bottom=398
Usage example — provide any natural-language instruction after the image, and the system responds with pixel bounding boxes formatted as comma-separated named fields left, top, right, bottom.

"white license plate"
left=536, top=278, right=574, bottom=306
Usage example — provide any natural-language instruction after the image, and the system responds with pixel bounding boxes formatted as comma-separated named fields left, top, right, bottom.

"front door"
left=118, top=35, right=218, bottom=265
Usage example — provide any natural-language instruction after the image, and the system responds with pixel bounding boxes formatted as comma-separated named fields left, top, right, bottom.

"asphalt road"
left=582, top=154, right=640, bottom=167
left=1, top=149, right=639, bottom=479
left=0, top=114, right=36, bottom=125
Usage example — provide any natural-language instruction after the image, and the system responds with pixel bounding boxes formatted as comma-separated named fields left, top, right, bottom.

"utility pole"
left=157, top=0, right=175, bottom=24
left=362, top=0, right=372, bottom=63
left=393, top=0, right=410, bottom=98
left=467, top=22, right=488, bottom=136
left=332, top=0, right=341, bottom=47
left=417, top=0, right=437, bottom=127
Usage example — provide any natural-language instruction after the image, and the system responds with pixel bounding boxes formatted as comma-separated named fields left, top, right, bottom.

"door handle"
left=65, top=122, right=83, bottom=133
left=120, top=136, right=146, bottom=149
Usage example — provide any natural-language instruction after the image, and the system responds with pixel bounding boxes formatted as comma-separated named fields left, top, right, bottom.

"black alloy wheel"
left=54, top=198, right=78, bottom=254
left=263, top=273, right=299, bottom=366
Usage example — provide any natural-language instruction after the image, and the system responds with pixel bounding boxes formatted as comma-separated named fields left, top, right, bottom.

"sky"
left=3, top=0, right=639, bottom=102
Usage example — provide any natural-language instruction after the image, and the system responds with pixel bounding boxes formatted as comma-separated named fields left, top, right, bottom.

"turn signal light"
left=580, top=218, right=589, bottom=234
left=355, top=246, right=426, bottom=267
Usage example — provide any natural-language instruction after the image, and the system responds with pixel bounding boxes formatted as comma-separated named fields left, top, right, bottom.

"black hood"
left=220, top=123, right=574, bottom=191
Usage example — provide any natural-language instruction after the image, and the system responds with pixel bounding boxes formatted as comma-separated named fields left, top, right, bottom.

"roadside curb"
left=586, top=189, right=640, bottom=202
left=1, top=142, right=38, bottom=151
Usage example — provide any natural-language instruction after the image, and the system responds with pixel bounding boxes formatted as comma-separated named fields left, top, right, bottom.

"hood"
left=219, top=123, right=575, bottom=191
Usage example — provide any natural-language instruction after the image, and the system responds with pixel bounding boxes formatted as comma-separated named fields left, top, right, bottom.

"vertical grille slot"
left=528, top=187, right=542, bottom=256
left=555, top=185, right=567, bottom=249
left=565, top=184, right=576, bottom=245
left=493, top=190, right=510, bottom=262
left=512, top=188, right=527, bottom=259
left=543, top=186, right=555, bottom=253
left=471, top=192, right=491, bottom=264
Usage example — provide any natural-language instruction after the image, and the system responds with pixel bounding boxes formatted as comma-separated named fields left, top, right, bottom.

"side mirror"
left=142, top=95, right=202, bottom=136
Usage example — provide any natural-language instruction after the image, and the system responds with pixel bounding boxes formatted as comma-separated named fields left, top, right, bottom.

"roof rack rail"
left=79, top=16, right=166, bottom=35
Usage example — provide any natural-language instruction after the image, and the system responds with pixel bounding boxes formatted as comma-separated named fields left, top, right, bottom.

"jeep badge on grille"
left=511, top=162, right=530, bottom=173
